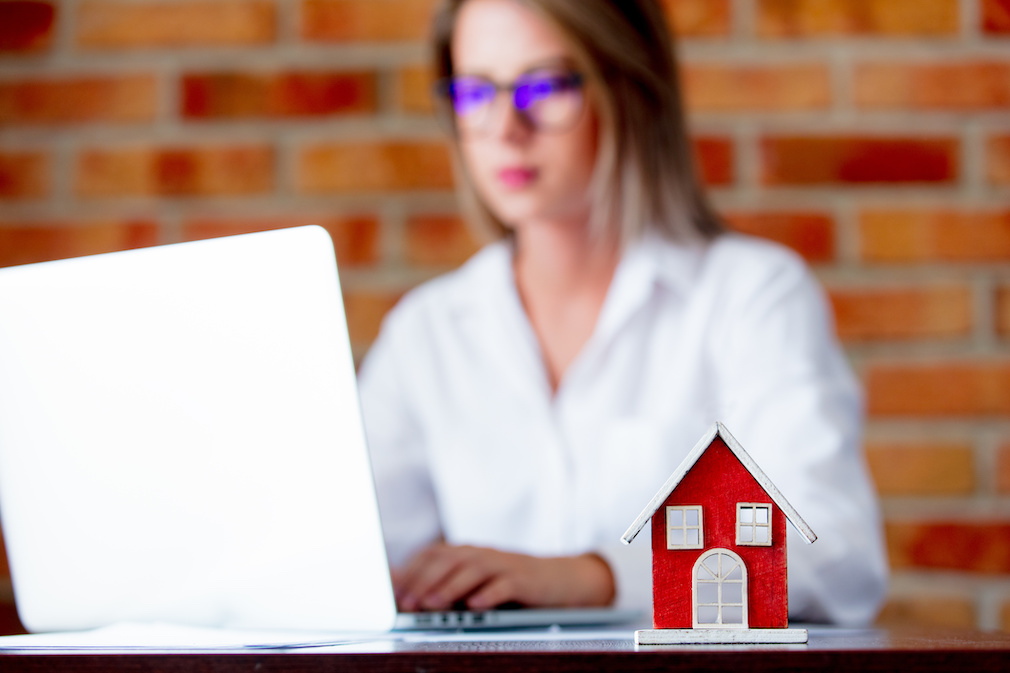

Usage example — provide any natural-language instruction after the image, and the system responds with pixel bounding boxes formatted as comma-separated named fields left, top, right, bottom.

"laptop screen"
left=0, top=226, right=396, bottom=633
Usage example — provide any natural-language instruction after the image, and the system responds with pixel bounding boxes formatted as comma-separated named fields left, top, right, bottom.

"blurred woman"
left=357, top=0, right=888, bottom=625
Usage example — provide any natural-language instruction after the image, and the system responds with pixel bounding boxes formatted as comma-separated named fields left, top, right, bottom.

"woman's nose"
left=488, top=94, right=535, bottom=143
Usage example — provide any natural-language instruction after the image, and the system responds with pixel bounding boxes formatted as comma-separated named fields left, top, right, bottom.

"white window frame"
left=736, top=502, right=773, bottom=547
left=666, top=505, right=703, bottom=550
left=692, top=548, right=748, bottom=629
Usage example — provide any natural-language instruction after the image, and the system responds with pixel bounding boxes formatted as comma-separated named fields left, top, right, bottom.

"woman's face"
left=450, top=0, right=599, bottom=230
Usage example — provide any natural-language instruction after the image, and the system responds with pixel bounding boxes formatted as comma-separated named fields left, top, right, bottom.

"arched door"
left=692, top=549, right=747, bottom=628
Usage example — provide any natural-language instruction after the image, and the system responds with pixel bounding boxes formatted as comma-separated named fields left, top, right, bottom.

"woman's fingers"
left=419, top=556, right=497, bottom=610
left=465, top=572, right=519, bottom=610
left=396, top=545, right=512, bottom=611
left=393, top=545, right=615, bottom=611
left=396, top=544, right=464, bottom=611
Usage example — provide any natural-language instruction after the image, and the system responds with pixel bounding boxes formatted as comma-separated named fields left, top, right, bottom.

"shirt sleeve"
left=597, top=539, right=652, bottom=614
left=356, top=304, right=443, bottom=571
left=712, top=245, right=889, bottom=626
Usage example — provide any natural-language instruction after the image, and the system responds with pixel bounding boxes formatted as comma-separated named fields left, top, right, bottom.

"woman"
left=357, top=0, right=888, bottom=625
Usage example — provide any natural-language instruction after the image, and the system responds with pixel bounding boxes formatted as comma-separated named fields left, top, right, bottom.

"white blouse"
left=357, top=232, right=889, bottom=626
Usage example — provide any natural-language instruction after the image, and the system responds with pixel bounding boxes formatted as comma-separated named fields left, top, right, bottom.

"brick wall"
left=1, top=0, right=1009, bottom=632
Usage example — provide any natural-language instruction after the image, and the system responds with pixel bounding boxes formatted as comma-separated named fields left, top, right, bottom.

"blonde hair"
left=432, top=0, right=724, bottom=245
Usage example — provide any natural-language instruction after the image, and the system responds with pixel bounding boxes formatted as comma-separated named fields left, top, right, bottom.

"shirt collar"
left=586, top=232, right=705, bottom=347
left=621, top=229, right=707, bottom=297
left=443, top=230, right=708, bottom=315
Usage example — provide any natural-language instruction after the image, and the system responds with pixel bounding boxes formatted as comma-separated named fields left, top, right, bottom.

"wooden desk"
left=0, top=626, right=1008, bottom=672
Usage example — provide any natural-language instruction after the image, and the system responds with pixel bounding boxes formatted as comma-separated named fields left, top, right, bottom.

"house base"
left=635, top=627, right=808, bottom=646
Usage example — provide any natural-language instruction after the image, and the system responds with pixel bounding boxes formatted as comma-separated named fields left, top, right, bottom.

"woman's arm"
left=357, top=309, right=444, bottom=570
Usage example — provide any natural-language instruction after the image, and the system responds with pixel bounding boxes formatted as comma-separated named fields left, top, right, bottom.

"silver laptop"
left=0, top=226, right=639, bottom=634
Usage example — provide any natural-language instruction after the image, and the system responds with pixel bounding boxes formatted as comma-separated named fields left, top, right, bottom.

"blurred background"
left=0, top=0, right=1009, bottom=633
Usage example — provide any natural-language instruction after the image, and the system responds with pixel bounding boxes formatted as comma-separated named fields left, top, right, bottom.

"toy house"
left=621, top=422, right=816, bottom=645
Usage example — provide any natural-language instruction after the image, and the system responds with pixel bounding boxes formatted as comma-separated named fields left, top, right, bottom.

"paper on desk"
left=0, top=622, right=400, bottom=652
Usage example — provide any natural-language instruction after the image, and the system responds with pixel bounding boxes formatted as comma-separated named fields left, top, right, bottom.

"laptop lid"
left=0, top=226, right=397, bottom=633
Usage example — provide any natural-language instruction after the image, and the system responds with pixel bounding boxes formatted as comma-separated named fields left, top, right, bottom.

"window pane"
left=703, top=554, right=721, bottom=575
left=669, top=529, right=684, bottom=546
left=668, top=509, right=683, bottom=527
left=722, top=582, right=743, bottom=604
left=726, top=565, right=742, bottom=580
left=686, top=509, right=698, bottom=526
left=740, top=507, right=753, bottom=523
left=697, top=582, right=718, bottom=604
left=697, top=606, right=719, bottom=624
left=723, top=606, right=744, bottom=624
left=756, top=527, right=769, bottom=543
left=687, top=528, right=699, bottom=545
left=756, top=507, right=769, bottom=524
left=739, top=526, right=753, bottom=543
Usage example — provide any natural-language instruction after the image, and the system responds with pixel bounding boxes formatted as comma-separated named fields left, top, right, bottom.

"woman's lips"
left=497, top=167, right=538, bottom=189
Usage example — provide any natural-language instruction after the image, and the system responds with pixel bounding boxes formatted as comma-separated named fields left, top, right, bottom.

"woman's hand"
left=392, top=543, right=615, bottom=611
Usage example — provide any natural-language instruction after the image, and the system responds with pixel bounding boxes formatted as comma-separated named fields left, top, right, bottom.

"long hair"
left=432, top=0, right=724, bottom=245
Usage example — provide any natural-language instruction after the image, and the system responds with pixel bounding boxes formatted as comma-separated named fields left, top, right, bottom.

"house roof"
left=620, top=422, right=817, bottom=545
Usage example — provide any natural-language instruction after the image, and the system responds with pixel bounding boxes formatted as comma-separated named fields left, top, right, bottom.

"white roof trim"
left=620, top=422, right=817, bottom=546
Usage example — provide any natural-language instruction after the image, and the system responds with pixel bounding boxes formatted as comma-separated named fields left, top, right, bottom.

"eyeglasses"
left=435, top=68, right=585, bottom=135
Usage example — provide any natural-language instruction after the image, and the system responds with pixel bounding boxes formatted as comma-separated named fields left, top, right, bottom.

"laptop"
left=0, top=226, right=639, bottom=635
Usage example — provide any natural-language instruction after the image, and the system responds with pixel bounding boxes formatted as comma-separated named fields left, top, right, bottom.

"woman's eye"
left=452, top=82, right=494, bottom=111
left=515, top=76, right=562, bottom=107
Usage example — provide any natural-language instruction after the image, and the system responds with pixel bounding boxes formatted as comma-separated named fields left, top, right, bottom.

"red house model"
left=621, top=422, right=816, bottom=645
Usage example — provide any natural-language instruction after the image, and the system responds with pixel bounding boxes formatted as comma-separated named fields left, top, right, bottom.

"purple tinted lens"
left=451, top=79, right=495, bottom=116
left=513, top=74, right=577, bottom=111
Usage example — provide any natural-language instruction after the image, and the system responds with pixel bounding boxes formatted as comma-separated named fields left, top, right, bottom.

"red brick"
left=0, top=601, right=27, bottom=636
left=829, top=285, right=973, bottom=342
left=761, top=136, right=958, bottom=185
left=683, top=64, right=831, bottom=112
left=757, top=0, right=959, bottom=37
left=182, top=71, right=376, bottom=119
left=343, top=290, right=402, bottom=344
left=860, top=209, right=1010, bottom=263
left=0, top=529, right=8, bottom=579
left=398, top=66, right=435, bottom=115
left=856, top=62, right=1010, bottom=110
left=298, top=141, right=453, bottom=193
left=875, top=596, right=976, bottom=629
left=0, top=2, right=55, bottom=53
left=723, top=212, right=834, bottom=262
left=694, top=136, right=734, bottom=186
left=181, top=216, right=380, bottom=267
left=76, top=145, right=274, bottom=197
left=660, top=0, right=732, bottom=38
left=998, top=286, right=1010, bottom=337
left=0, top=220, right=159, bottom=267
left=983, top=0, right=1010, bottom=34
left=886, top=521, right=1010, bottom=574
left=997, top=443, right=1010, bottom=493
left=0, top=151, right=48, bottom=199
left=867, top=363, right=1010, bottom=417
left=865, top=442, right=975, bottom=496
left=305, top=0, right=731, bottom=42
left=405, top=214, right=479, bottom=267
left=0, top=75, right=157, bottom=125
left=990, top=135, right=1010, bottom=185
left=301, top=0, right=437, bottom=42
left=77, top=1, right=275, bottom=48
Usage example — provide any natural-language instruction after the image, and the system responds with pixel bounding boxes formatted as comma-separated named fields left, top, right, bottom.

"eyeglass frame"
left=433, top=65, right=587, bottom=135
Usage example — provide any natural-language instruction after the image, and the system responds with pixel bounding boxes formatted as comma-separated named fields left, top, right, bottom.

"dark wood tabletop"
left=0, top=625, right=1008, bottom=672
